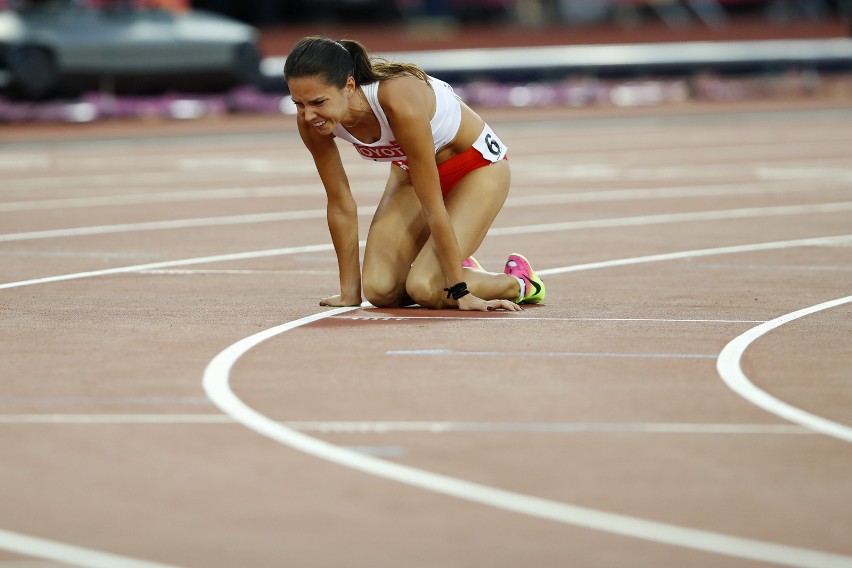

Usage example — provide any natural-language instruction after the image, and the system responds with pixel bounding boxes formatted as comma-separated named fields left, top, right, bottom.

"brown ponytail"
left=285, top=36, right=429, bottom=88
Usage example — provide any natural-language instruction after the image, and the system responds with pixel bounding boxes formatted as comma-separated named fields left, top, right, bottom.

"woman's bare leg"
left=361, top=167, right=429, bottom=307
left=406, top=160, right=520, bottom=309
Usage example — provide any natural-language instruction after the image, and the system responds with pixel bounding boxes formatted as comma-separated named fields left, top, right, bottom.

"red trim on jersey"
left=393, top=148, right=507, bottom=198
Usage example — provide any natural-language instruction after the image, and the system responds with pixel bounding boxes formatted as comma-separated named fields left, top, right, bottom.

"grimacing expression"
left=289, top=75, right=357, bottom=134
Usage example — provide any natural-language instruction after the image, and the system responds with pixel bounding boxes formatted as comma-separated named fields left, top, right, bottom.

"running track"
left=1, top=98, right=850, bottom=567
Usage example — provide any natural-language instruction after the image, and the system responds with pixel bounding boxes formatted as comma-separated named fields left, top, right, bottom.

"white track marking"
left=501, top=179, right=842, bottom=207
left=0, top=208, right=334, bottom=242
left=285, top=422, right=813, bottom=435
left=0, top=154, right=51, bottom=170
left=756, top=165, right=852, bottom=182
left=717, top=296, right=852, bottom=443
left=0, top=185, right=326, bottom=212
left=2, top=232, right=849, bottom=564
left=0, top=171, right=279, bottom=192
left=3, top=201, right=851, bottom=243
left=3, top=235, right=850, bottom=291
left=344, top=316, right=767, bottom=323
left=386, top=349, right=716, bottom=359
left=0, top=243, right=337, bottom=290
left=0, top=529, right=181, bottom=568
left=537, top=235, right=852, bottom=276
left=695, top=263, right=852, bottom=273
left=0, top=414, right=234, bottom=424
left=203, top=308, right=852, bottom=568
left=0, top=177, right=831, bottom=213
left=137, top=269, right=337, bottom=276
left=0, top=415, right=813, bottom=434
left=488, top=201, right=852, bottom=237
left=0, top=396, right=210, bottom=406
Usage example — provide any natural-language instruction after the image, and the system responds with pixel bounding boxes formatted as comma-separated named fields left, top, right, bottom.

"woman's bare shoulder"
left=377, top=75, right=433, bottom=115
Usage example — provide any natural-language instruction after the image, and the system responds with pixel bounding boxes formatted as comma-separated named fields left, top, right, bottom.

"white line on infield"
left=536, top=235, right=852, bottom=276
left=3, top=234, right=849, bottom=565
left=386, top=349, right=717, bottom=359
left=0, top=184, right=324, bottom=212
left=2, top=231, right=850, bottom=291
left=342, top=315, right=767, bottom=323
left=0, top=529, right=181, bottom=568
left=3, top=200, right=851, bottom=243
left=0, top=243, right=337, bottom=290
left=717, top=296, right=852, bottom=443
left=0, top=177, right=827, bottom=213
left=203, top=305, right=852, bottom=568
left=0, top=415, right=811, bottom=434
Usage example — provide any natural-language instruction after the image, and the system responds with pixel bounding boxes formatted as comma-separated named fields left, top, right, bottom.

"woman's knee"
left=405, top=270, right=445, bottom=310
left=363, top=270, right=406, bottom=308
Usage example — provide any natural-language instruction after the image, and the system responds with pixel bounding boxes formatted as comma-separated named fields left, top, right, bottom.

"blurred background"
left=0, top=0, right=850, bottom=121
left=82, top=0, right=852, bottom=28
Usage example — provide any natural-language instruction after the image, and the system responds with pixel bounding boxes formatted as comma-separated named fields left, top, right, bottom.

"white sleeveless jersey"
left=332, top=76, right=462, bottom=162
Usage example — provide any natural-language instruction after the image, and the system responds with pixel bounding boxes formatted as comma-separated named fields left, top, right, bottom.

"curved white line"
left=203, top=307, right=852, bottom=568
left=3, top=234, right=851, bottom=291
left=717, top=296, right=852, bottom=443
left=4, top=234, right=850, bottom=564
left=0, top=528, right=180, bottom=568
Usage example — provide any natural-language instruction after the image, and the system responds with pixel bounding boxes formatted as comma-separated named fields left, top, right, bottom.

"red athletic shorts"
left=393, top=147, right=507, bottom=198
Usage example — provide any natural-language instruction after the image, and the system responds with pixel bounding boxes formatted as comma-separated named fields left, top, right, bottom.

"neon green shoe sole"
left=504, top=253, right=545, bottom=304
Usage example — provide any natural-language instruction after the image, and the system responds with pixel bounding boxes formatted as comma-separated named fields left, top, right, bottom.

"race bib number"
left=472, top=124, right=508, bottom=162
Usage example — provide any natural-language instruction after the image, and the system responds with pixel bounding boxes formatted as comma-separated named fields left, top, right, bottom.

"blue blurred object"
left=0, top=2, right=262, bottom=99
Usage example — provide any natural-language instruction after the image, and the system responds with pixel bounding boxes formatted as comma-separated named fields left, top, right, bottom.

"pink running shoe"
left=463, top=256, right=484, bottom=270
left=504, top=253, right=545, bottom=304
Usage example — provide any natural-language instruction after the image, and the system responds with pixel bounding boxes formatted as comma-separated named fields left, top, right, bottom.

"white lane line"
left=0, top=415, right=812, bottom=434
left=717, top=296, right=852, bottom=443
left=0, top=208, right=336, bottom=242
left=0, top=185, right=325, bottom=212
left=287, top=422, right=813, bottom=435
left=0, top=177, right=828, bottom=212
left=3, top=201, right=851, bottom=243
left=203, top=308, right=852, bottom=568
left=488, top=201, right=852, bottom=237
left=343, top=445, right=406, bottom=457
left=0, top=396, right=211, bottom=406
left=344, top=316, right=767, bottom=323
left=501, top=179, right=844, bottom=207
left=0, top=154, right=50, bottom=170
left=4, top=234, right=850, bottom=291
left=694, top=263, right=852, bottom=273
left=0, top=529, right=181, bottom=568
left=386, top=349, right=716, bottom=359
left=0, top=171, right=276, bottom=193
left=0, top=414, right=234, bottom=424
left=137, top=269, right=337, bottom=276
left=2, top=233, right=846, bottom=564
left=0, top=560, right=70, bottom=568
left=0, top=243, right=337, bottom=290
left=537, top=235, right=852, bottom=276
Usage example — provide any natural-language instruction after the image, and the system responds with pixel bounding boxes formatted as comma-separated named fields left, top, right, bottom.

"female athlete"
left=284, top=36, right=545, bottom=311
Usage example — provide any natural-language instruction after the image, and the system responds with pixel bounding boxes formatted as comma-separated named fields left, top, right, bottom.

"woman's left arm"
left=382, top=78, right=513, bottom=311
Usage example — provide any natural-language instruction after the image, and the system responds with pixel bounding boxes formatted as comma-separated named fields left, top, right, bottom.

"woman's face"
left=288, top=75, right=356, bottom=135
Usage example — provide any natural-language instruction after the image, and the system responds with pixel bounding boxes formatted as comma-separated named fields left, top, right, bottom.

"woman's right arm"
left=297, top=118, right=362, bottom=306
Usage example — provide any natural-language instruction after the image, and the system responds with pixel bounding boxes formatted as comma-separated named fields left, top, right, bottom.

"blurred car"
left=0, top=2, right=263, bottom=98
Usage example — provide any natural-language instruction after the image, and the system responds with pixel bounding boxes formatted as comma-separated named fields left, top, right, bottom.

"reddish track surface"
left=1, top=96, right=851, bottom=567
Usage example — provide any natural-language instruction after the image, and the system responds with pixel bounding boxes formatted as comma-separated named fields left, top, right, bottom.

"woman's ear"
left=346, top=76, right=357, bottom=94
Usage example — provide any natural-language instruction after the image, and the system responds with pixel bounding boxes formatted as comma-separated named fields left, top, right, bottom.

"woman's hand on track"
left=457, top=294, right=522, bottom=312
left=320, top=294, right=362, bottom=307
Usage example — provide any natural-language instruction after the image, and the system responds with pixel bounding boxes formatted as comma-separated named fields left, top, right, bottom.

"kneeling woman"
left=284, top=36, right=545, bottom=311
